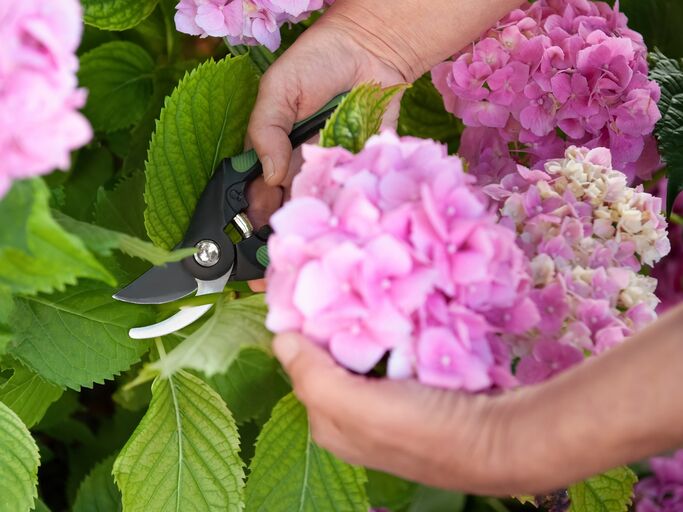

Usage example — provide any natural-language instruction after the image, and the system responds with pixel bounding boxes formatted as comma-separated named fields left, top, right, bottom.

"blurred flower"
left=635, top=450, right=683, bottom=512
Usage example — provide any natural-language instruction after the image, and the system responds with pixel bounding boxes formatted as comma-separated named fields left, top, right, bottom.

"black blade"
left=113, top=262, right=198, bottom=305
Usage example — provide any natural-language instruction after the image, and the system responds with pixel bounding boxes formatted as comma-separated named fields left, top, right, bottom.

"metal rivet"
left=194, top=240, right=220, bottom=267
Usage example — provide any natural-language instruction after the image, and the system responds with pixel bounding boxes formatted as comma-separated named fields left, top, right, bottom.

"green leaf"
left=60, top=147, right=115, bottom=221
left=320, top=82, right=406, bottom=153
left=95, top=172, right=148, bottom=239
left=0, top=401, right=40, bottom=512
left=83, top=0, right=159, bottom=31
left=245, top=393, right=369, bottom=512
left=568, top=466, right=637, bottom=512
left=73, top=455, right=121, bottom=512
left=0, top=360, right=63, bottom=428
left=0, top=181, right=33, bottom=252
left=53, top=209, right=195, bottom=266
left=79, top=41, right=155, bottom=132
left=0, top=179, right=114, bottom=295
left=366, top=470, right=418, bottom=511
left=204, top=347, right=289, bottom=424
left=619, top=0, right=683, bottom=58
left=398, top=73, right=463, bottom=153
left=113, top=371, right=245, bottom=512
left=150, top=294, right=272, bottom=378
left=31, top=499, right=50, bottom=512
left=144, top=56, right=259, bottom=249
left=8, top=282, right=154, bottom=389
left=405, top=486, right=466, bottom=512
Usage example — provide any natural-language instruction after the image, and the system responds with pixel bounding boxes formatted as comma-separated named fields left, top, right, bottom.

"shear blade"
left=113, top=261, right=198, bottom=305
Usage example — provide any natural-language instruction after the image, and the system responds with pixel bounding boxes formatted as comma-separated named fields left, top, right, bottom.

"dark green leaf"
left=0, top=180, right=34, bottom=252
left=406, top=486, right=466, bottom=512
left=82, top=0, right=160, bottom=31
left=366, top=470, right=418, bottom=511
left=95, top=172, right=147, bottom=239
left=60, top=147, right=116, bottom=221
left=72, top=455, right=121, bottom=512
left=619, top=0, right=683, bottom=58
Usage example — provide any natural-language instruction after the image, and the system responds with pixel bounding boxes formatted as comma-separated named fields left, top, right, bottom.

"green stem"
left=224, top=41, right=276, bottom=74
left=670, top=212, right=683, bottom=225
left=155, top=337, right=167, bottom=358
left=642, top=167, right=668, bottom=190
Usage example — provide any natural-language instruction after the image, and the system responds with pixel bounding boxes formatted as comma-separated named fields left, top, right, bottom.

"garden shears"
left=113, top=94, right=346, bottom=339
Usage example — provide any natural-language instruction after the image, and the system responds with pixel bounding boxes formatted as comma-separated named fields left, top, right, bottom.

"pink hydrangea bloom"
left=432, top=0, right=661, bottom=184
left=490, top=146, right=669, bottom=384
left=635, top=450, right=683, bottom=512
left=175, top=0, right=332, bottom=51
left=0, top=0, right=92, bottom=197
left=266, top=131, right=535, bottom=391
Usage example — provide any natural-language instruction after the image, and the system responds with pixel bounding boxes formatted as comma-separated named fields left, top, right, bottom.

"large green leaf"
left=0, top=181, right=33, bottom=252
left=0, top=401, right=40, bottom=512
left=0, top=179, right=114, bottom=295
left=113, top=371, right=244, bottom=512
left=60, top=147, right=115, bottom=221
left=72, top=455, right=121, bottom=512
left=144, top=56, right=259, bottom=249
left=619, top=0, right=683, bottom=58
left=79, top=41, right=155, bottom=132
left=568, top=466, right=637, bottom=512
left=0, top=360, right=63, bottom=428
left=366, top=470, right=418, bottom=511
left=245, top=393, right=369, bottom=512
left=83, top=0, right=159, bottom=31
left=8, top=282, right=154, bottom=389
left=95, top=172, right=148, bottom=239
left=320, top=83, right=406, bottom=153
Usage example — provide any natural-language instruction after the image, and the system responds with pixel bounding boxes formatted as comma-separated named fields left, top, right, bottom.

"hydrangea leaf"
left=204, top=347, right=289, bottom=424
left=149, top=295, right=272, bottom=379
left=31, top=499, right=50, bottom=512
left=95, top=173, right=148, bottom=239
left=82, top=0, right=159, bottom=31
left=113, top=371, right=245, bottom=512
left=144, top=56, right=259, bottom=249
left=366, top=470, right=418, bottom=511
left=0, top=401, right=40, bottom=512
left=8, top=282, right=154, bottom=390
left=72, top=454, right=121, bottom=512
left=620, top=0, right=683, bottom=59
left=0, top=360, right=63, bottom=428
left=650, top=50, right=683, bottom=215
left=0, top=181, right=34, bottom=252
left=79, top=41, right=155, bottom=132
left=399, top=73, right=463, bottom=153
left=245, top=393, right=369, bottom=512
left=320, top=83, right=406, bottom=153
left=568, top=466, right=637, bottom=512
left=0, top=179, right=114, bottom=295
left=60, top=148, right=115, bottom=221
left=405, top=486, right=466, bottom=512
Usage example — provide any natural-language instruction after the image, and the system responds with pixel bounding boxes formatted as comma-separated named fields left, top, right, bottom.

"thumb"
left=272, top=332, right=337, bottom=375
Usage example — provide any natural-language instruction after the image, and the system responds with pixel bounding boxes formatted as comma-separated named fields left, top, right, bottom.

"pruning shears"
left=113, top=94, right=346, bottom=339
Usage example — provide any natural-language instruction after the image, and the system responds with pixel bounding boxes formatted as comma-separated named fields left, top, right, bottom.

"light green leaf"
left=95, top=173, right=148, bottom=239
left=398, top=73, right=463, bottom=153
left=0, top=179, right=114, bottom=296
left=60, top=147, right=115, bottom=221
left=0, top=360, right=63, bottom=428
left=8, top=282, right=154, bottom=389
left=320, top=82, right=406, bottom=153
left=53, top=209, right=194, bottom=266
left=73, top=455, right=121, bottom=512
left=568, top=466, right=637, bottom=512
left=0, top=401, right=40, bottom=512
left=245, top=393, right=369, bottom=512
left=151, top=294, right=272, bottom=378
left=144, top=56, right=259, bottom=249
left=83, top=0, right=159, bottom=31
left=0, top=181, right=33, bottom=252
left=366, top=470, right=418, bottom=511
left=79, top=41, right=155, bottom=132
left=113, top=371, right=244, bottom=512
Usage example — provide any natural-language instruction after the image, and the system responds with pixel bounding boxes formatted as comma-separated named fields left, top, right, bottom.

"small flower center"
left=381, top=278, right=392, bottom=290
left=440, top=354, right=452, bottom=367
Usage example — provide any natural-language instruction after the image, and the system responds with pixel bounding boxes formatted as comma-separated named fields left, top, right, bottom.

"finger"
left=248, top=279, right=267, bottom=292
left=245, top=176, right=283, bottom=229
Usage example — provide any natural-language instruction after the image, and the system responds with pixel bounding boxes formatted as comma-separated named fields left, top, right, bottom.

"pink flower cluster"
left=175, top=0, right=333, bottom=51
left=432, top=0, right=661, bottom=184
left=0, top=0, right=92, bottom=197
left=266, top=131, right=536, bottom=391
left=635, top=450, right=683, bottom=512
left=488, top=146, right=669, bottom=383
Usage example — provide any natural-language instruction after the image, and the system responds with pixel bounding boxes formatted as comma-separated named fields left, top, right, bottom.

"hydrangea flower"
left=266, top=131, right=535, bottom=391
left=489, top=146, right=669, bottom=383
left=0, top=0, right=92, bottom=197
left=635, top=450, right=683, bottom=512
left=432, top=0, right=661, bottom=184
left=175, top=0, right=333, bottom=51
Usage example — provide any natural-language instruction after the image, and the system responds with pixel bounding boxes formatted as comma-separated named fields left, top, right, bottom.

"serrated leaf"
left=366, top=470, right=418, bottom=511
left=245, top=393, right=369, bottom=512
left=0, top=179, right=114, bottom=295
left=568, top=466, right=637, bottom=512
left=150, top=294, right=272, bottom=378
left=79, top=41, right=155, bottom=132
left=399, top=73, right=463, bottom=153
left=320, top=82, right=406, bottom=153
left=60, top=147, right=115, bottom=221
left=113, top=371, right=245, bottom=512
left=83, top=0, right=159, bottom=31
left=0, top=180, right=33, bottom=252
left=95, top=173, right=148, bottom=239
left=72, top=454, right=121, bottom=512
left=144, top=56, right=259, bottom=249
left=0, top=401, right=40, bottom=512
left=8, top=282, right=153, bottom=389
left=0, top=360, right=63, bottom=428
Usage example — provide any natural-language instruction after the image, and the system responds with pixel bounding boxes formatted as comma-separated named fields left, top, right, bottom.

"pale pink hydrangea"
left=266, top=131, right=536, bottom=391
left=175, top=0, right=333, bottom=51
left=488, top=146, right=669, bottom=383
left=432, top=0, right=661, bottom=184
left=0, top=0, right=92, bottom=197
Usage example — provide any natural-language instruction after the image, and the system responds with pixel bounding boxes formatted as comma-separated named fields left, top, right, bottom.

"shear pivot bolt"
left=194, top=240, right=220, bottom=267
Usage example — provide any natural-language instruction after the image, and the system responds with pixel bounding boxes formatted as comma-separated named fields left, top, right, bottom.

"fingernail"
left=273, top=334, right=299, bottom=366
left=262, top=155, right=275, bottom=182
